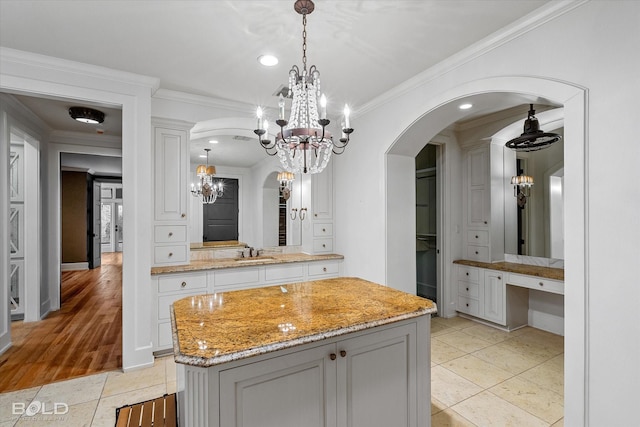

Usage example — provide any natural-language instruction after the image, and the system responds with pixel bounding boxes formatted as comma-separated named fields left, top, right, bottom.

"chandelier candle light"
left=277, top=171, right=295, bottom=201
left=254, top=0, right=354, bottom=174
left=511, top=174, right=534, bottom=208
left=191, top=148, right=224, bottom=204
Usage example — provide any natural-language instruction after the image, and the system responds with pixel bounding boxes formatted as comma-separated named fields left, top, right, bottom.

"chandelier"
left=191, top=148, right=223, bottom=204
left=511, top=174, right=534, bottom=208
left=253, top=0, right=353, bottom=174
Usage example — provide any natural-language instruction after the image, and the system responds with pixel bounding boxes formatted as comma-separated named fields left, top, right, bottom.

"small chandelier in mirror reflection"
left=191, top=148, right=224, bottom=204
left=253, top=0, right=354, bottom=175
left=511, top=175, right=533, bottom=208
left=277, top=171, right=295, bottom=201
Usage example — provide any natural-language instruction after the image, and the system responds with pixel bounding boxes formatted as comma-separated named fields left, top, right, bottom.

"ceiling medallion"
left=253, top=0, right=354, bottom=174
left=68, top=106, right=105, bottom=124
left=505, top=104, right=562, bottom=152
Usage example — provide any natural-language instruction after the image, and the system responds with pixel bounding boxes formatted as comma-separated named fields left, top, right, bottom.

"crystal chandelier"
left=191, top=148, right=223, bottom=204
left=254, top=0, right=353, bottom=174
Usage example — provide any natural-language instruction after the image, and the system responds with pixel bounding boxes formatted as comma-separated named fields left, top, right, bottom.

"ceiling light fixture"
left=505, top=104, right=562, bottom=152
left=191, top=148, right=223, bottom=204
left=277, top=171, right=295, bottom=201
left=254, top=0, right=354, bottom=174
left=68, top=106, right=105, bottom=124
left=511, top=175, right=534, bottom=208
left=258, top=55, right=279, bottom=67
left=209, top=139, right=219, bottom=144
left=459, top=103, right=473, bottom=110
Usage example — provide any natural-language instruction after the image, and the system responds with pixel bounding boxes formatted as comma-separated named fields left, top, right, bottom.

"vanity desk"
left=453, top=259, right=564, bottom=331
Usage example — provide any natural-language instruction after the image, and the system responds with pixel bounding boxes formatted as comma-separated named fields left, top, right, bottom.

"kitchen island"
left=171, top=277, right=437, bottom=427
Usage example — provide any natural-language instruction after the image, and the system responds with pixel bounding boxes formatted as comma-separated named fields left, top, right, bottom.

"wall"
left=61, top=171, right=87, bottom=262
left=335, top=2, right=640, bottom=425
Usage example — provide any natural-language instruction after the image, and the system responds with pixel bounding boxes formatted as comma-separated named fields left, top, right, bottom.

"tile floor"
left=0, top=316, right=564, bottom=426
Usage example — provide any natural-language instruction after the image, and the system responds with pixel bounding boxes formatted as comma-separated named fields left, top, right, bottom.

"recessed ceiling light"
left=209, top=139, right=219, bottom=144
left=199, top=155, right=207, bottom=158
left=258, top=54, right=279, bottom=67
left=459, top=103, right=473, bottom=110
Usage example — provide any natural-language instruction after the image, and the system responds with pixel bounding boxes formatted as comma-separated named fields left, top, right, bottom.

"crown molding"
left=0, top=47, right=160, bottom=93
left=355, top=0, right=588, bottom=117
left=153, top=88, right=254, bottom=115
left=0, top=93, right=51, bottom=135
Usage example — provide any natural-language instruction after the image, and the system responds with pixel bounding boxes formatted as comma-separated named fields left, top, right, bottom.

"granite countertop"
left=151, top=253, right=344, bottom=275
left=453, top=259, right=564, bottom=281
left=170, top=277, right=437, bottom=367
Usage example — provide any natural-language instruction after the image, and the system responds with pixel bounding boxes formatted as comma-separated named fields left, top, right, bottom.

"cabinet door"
left=312, top=163, right=333, bottom=220
left=154, top=127, right=187, bottom=221
left=467, top=147, right=489, bottom=228
left=483, top=270, right=505, bottom=325
left=219, top=343, right=337, bottom=427
left=337, top=323, right=417, bottom=427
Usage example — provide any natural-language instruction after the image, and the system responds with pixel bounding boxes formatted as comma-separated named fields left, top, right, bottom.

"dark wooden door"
left=203, top=178, right=238, bottom=242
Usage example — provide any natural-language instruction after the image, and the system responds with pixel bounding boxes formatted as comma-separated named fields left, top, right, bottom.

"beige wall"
left=61, top=171, right=87, bottom=263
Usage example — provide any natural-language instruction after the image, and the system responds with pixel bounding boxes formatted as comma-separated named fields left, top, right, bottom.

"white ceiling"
left=0, top=0, right=550, bottom=167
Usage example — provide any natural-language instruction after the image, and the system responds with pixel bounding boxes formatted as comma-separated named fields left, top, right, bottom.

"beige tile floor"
left=0, top=316, right=563, bottom=426
left=430, top=316, right=564, bottom=427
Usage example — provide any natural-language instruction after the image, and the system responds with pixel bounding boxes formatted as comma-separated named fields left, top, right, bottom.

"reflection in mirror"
left=509, top=125, right=564, bottom=259
left=262, top=172, right=284, bottom=247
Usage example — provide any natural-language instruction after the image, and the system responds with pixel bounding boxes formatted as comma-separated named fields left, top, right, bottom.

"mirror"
left=498, top=108, right=564, bottom=260
left=188, top=118, right=302, bottom=249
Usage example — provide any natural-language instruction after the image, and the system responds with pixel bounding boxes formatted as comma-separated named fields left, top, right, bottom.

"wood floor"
left=0, top=252, right=122, bottom=393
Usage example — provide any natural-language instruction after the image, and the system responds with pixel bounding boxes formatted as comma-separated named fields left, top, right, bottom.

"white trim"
left=61, top=262, right=89, bottom=271
left=356, top=1, right=588, bottom=118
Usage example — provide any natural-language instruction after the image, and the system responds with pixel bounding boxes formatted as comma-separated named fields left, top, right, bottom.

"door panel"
left=203, top=178, right=238, bottom=242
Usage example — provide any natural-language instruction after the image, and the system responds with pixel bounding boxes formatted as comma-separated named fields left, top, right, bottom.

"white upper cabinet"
left=153, top=124, right=189, bottom=222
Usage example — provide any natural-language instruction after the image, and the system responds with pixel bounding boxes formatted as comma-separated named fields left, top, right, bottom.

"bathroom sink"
left=234, top=257, right=274, bottom=264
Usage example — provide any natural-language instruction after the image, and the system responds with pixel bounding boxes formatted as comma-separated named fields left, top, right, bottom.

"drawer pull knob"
left=466, top=287, right=469, bottom=291
left=498, top=276, right=501, bottom=280
left=168, top=252, right=173, bottom=257
left=322, top=228, right=326, bottom=232
left=539, top=282, right=544, bottom=287
left=169, top=232, right=173, bottom=237
left=484, top=221, right=488, bottom=224
left=181, top=213, right=186, bottom=218
left=466, top=272, right=469, bottom=276
left=466, top=303, right=469, bottom=307
left=475, top=235, right=479, bottom=239
left=323, top=267, right=327, bottom=272
left=329, top=353, right=337, bottom=361
left=181, top=281, right=187, bottom=288
left=475, top=251, right=479, bottom=255
left=322, top=244, right=326, bottom=248
left=340, top=350, right=346, bottom=358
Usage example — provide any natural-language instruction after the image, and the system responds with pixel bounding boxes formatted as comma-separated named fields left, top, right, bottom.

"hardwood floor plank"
left=0, top=252, right=122, bottom=392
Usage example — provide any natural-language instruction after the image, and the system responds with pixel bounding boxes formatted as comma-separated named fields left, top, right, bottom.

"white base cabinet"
left=178, top=319, right=429, bottom=427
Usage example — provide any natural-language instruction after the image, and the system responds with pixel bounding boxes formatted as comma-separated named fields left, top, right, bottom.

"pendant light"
left=505, top=104, right=562, bottom=152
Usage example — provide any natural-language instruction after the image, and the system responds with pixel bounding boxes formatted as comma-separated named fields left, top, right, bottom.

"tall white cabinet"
left=302, top=162, right=335, bottom=255
left=151, top=118, right=193, bottom=267
left=462, top=143, right=510, bottom=262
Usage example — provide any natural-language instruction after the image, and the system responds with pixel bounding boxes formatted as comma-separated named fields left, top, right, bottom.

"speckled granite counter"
left=151, top=252, right=343, bottom=275
left=170, top=277, right=436, bottom=367
left=454, top=259, right=564, bottom=281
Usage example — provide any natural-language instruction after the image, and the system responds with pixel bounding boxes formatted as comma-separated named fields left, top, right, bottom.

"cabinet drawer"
left=457, top=281, right=480, bottom=299
left=457, top=296, right=480, bottom=317
left=154, top=225, right=187, bottom=243
left=158, top=291, right=205, bottom=320
left=457, top=265, right=479, bottom=283
left=158, top=272, right=207, bottom=293
left=507, top=273, right=564, bottom=295
left=308, top=260, right=340, bottom=277
left=214, top=268, right=260, bottom=288
left=264, top=264, right=305, bottom=282
left=466, top=245, right=489, bottom=262
left=158, top=321, right=173, bottom=348
left=154, top=245, right=187, bottom=264
left=313, top=223, right=333, bottom=237
left=313, top=238, right=333, bottom=253
left=467, top=230, right=489, bottom=245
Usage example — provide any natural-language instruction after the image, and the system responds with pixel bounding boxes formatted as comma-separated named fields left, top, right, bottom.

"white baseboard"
left=60, top=262, right=88, bottom=271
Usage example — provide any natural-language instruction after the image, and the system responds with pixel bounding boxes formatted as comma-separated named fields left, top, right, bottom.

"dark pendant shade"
left=505, top=104, right=561, bottom=152
left=69, top=106, right=105, bottom=124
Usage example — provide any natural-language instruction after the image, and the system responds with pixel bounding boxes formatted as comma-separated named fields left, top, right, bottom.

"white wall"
left=335, top=2, right=640, bottom=425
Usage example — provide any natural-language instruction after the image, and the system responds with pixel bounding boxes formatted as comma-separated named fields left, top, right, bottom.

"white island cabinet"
left=172, top=277, right=436, bottom=427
